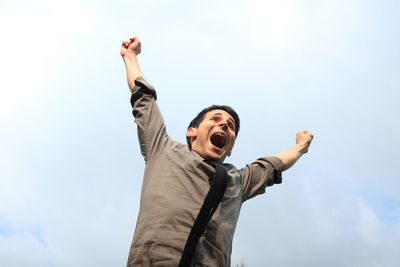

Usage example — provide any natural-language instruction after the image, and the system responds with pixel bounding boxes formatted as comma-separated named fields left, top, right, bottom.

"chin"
left=194, top=145, right=228, bottom=162
left=206, top=153, right=226, bottom=163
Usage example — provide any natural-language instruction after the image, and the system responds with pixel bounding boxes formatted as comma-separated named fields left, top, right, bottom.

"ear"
left=186, top=127, right=198, bottom=138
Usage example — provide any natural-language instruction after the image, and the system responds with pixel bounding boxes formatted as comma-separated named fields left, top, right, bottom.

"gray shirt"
left=127, top=78, right=283, bottom=267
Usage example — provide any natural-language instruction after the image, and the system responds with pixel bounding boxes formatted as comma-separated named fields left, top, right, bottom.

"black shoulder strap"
left=179, top=161, right=229, bottom=267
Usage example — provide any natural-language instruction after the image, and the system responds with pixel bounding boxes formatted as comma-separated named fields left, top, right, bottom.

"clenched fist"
left=121, top=36, right=142, bottom=57
left=295, top=130, right=314, bottom=153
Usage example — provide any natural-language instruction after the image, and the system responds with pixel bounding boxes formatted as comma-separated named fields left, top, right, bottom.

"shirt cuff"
left=130, top=77, right=157, bottom=107
left=264, top=156, right=283, bottom=184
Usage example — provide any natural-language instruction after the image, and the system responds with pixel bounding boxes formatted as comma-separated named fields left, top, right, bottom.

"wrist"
left=295, top=143, right=309, bottom=154
left=123, top=52, right=138, bottom=62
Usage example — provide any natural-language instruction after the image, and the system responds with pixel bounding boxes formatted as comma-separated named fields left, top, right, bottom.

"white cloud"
left=0, top=235, right=52, bottom=267
left=1, top=0, right=399, bottom=266
left=0, top=0, right=98, bottom=123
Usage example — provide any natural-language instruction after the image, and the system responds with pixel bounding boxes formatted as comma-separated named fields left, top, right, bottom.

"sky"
left=1, top=0, right=399, bottom=266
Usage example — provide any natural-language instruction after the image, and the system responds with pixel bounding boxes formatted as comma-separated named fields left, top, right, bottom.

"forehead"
left=204, top=109, right=235, bottom=123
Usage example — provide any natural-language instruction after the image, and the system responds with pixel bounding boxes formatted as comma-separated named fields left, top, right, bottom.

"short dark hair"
left=186, top=105, right=240, bottom=150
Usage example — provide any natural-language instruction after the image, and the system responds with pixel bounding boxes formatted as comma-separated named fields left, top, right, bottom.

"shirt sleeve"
left=130, top=77, right=172, bottom=161
left=239, top=156, right=283, bottom=201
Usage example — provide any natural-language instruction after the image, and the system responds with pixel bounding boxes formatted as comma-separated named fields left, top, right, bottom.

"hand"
left=120, top=36, right=142, bottom=57
left=295, top=130, right=314, bottom=153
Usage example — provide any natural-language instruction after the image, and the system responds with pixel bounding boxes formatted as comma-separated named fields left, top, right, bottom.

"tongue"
left=211, top=133, right=226, bottom=149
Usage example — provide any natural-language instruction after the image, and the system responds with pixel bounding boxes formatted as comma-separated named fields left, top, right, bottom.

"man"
left=121, top=36, right=313, bottom=266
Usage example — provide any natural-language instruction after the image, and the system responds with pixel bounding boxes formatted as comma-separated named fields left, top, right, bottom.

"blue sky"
left=1, top=0, right=399, bottom=266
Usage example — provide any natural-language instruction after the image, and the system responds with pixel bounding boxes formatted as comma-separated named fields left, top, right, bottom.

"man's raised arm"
left=121, top=36, right=145, bottom=91
left=273, top=130, right=314, bottom=171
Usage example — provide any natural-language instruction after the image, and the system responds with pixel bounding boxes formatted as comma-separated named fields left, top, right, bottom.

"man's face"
left=186, top=109, right=236, bottom=163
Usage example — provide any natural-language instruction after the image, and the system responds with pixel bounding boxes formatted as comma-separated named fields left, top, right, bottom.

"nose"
left=218, top=120, right=228, bottom=130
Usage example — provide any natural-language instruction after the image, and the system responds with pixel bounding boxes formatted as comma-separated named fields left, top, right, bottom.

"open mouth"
left=210, top=132, right=226, bottom=149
